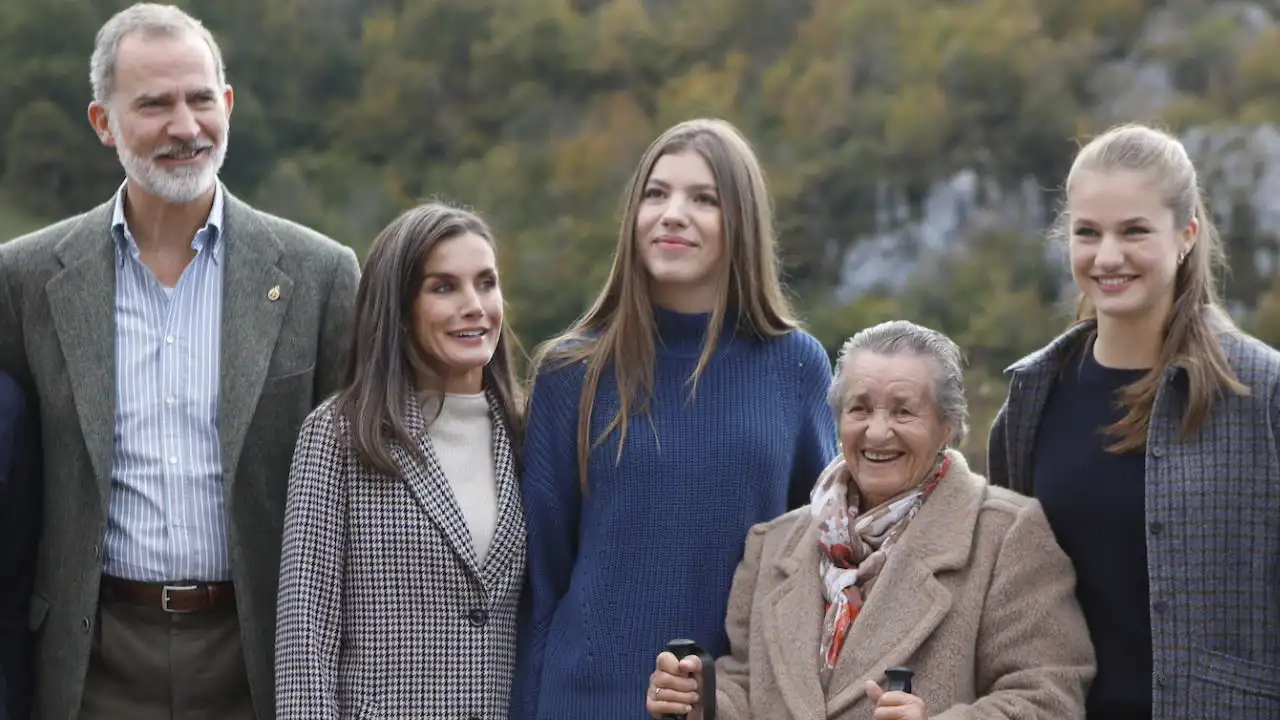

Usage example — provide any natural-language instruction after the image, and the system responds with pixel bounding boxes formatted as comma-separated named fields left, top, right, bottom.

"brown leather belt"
left=100, top=576, right=236, bottom=614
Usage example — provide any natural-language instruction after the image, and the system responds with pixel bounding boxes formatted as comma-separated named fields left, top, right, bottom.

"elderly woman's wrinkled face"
left=839, top=351, right=954, bottom=508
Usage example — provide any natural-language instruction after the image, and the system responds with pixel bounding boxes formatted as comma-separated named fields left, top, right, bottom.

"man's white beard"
left=110, top=115, right=228, bottom=204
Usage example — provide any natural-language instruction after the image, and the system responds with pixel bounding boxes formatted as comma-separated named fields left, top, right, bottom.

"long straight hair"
left=333, top=202, right=525, bottom=476
left=1061, top=123, right=1247, bottom=452
left=530, top=118, right=799, bottom=492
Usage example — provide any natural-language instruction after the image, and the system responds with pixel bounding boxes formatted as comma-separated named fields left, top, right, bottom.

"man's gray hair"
left=90, top=3, right=227, bottom=104
left=827, top=320, right=970, bottom=447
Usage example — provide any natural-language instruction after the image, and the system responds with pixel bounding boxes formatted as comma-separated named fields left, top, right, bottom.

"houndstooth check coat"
left=988, top=315, right=1280, bottom=719
left=274, top=390, right=526, bottom=719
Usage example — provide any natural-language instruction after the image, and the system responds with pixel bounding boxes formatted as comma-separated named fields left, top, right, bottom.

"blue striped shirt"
left=103, top=183, right=229, bottom=582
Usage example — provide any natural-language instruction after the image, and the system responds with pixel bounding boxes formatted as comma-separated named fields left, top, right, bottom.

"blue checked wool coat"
left=273, top=390, right=526, bottom=719
left=988, top=314, right=1280, bottom=719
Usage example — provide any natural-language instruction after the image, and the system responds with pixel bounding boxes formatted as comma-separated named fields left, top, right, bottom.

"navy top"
left=1032, top=342, right=1152, bottom=720
left=510, top=305, right=838, bottom=719
left=0, top=372, right=36, bottom=720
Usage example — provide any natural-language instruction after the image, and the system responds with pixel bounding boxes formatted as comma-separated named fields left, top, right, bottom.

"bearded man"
left=0, top=4, right=359, bottom=718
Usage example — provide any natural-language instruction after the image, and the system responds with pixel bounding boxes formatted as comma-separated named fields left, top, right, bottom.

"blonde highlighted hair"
left=1059, top=122, right=1247, bottom=452
left=530, top=118, right=799, bottom=491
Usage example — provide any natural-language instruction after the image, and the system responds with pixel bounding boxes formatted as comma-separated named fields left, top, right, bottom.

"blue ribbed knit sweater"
left=509, top=305, right=838, bottom=720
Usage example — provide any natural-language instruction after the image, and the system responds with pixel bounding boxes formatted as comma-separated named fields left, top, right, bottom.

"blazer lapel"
left=825, top=451, right=984, bottom=717
left=479, top=391, right=523, bottom=590
left=390, top=394, right=484, bottom=580
left=760, top=516, right=827, bottom=720
left=217, top=193, right=293, bottom=479
left=1003, top=368, right=1052, bottom=488
left=1002, top=322, right=1094, bottom=485
left=45, top=201, right=117, bottom=507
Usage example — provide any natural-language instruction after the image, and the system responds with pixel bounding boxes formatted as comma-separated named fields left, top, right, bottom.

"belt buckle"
left=161, top=584, right=199, bottom=613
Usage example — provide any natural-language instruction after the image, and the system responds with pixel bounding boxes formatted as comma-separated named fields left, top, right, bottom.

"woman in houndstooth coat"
left=274, top=202, right=527, bottom=719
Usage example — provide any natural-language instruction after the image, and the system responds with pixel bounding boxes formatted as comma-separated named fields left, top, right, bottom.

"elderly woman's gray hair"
left=827, top=320, right=970, bottom=447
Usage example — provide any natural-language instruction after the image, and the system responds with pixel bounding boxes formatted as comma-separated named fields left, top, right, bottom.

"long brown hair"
left=1060, top=123, right=1247, bottom=452
left=333, top=201, right=525, bottom=476
left=529, top=118, right=800, bottom=491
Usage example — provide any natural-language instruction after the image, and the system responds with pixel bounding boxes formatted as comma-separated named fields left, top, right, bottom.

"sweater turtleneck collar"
left=421, top=391, right=490, bottom=423
left=652, top=303, right=743, bottom=355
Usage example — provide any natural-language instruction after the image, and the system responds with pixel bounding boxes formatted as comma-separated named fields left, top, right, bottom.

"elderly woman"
left=646, top=321, right=1096, bottom=720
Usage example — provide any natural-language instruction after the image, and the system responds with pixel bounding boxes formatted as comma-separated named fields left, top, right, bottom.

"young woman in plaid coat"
left=989, top=123, right=1280, bottom=719
left=274, top=203, right=527, bottom=718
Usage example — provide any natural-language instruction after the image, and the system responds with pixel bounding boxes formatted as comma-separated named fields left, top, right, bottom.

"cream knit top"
left=421, top=392, right=498, bottom=564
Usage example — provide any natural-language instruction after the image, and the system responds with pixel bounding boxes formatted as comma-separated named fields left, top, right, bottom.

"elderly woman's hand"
left=867, top=679, right=928, bottom=719
left=646, top=651, right=704, bottom=719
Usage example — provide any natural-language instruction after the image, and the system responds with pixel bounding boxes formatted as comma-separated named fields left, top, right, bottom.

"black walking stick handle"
left=661, top=638, right=716, bottom=720
left=885, top=666, right=915, bottom=695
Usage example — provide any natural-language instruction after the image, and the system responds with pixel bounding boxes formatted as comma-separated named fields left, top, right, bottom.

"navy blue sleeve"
left=0, top=374, right=38, bottom=720
left=510, top=361, right=584, bottom=720
left=787, top=332, right=839, bottom=510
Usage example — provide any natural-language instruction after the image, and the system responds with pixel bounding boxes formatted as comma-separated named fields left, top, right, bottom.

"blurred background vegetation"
left=5, top=0, right=1280, bottom=467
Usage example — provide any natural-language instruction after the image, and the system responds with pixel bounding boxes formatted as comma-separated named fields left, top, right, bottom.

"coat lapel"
left=760, top=515, right=828, bottom=720
left=1002, top=322, right=1093, bottom=486
left=45, top=201, right=118, bottom=507
left=478, top=391, right=524, bottom=589
left=824, top=451, right=985, bottom=717
left=217, top=193, right=293, bottom=479
left=390, top=392, right=484, bottom=581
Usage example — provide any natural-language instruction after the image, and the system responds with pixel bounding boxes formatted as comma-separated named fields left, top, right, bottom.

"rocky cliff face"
left=836, top=170, right=1051, bottom=303
left=837, top=2, right=1280, bottom=308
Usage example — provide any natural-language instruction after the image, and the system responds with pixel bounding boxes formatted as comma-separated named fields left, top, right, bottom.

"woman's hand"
left=866, top=679, right=928, bottom=720
left=646, top=651, right=704, bottom=720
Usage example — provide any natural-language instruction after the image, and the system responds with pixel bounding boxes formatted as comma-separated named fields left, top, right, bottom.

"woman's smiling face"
left=838, top=351, right=953, bottom=508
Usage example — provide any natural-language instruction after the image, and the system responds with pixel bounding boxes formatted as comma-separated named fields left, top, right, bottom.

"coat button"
left=467, top=608, right=488, bottom=627
left=80, top=617, right=92, bottom=633
left=1149, top=521, right=1164, bottom=536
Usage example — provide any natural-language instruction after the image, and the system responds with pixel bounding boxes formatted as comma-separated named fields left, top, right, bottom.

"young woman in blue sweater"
left=510, top=117, right=838, bottom=719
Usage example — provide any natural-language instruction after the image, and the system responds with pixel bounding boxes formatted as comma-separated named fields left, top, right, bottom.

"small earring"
left=1177, top=249, right=1187, bottom=265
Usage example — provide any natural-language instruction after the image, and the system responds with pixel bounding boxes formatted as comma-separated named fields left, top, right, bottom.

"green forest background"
left=5, top=0, right=1280, bottom=467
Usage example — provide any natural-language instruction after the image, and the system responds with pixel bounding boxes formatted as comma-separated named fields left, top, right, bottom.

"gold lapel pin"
left=267, top=285, right=281, bottom=302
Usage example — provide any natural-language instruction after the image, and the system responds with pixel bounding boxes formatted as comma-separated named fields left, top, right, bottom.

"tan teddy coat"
left=710, top=450, right=1095, bottom=719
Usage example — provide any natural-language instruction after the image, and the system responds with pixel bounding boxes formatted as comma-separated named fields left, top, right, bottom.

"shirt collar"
left=111, top=181, right=226, bottom=265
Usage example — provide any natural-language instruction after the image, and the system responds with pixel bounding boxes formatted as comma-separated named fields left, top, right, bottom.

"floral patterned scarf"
left=808, top=451, right=950, bottom=687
